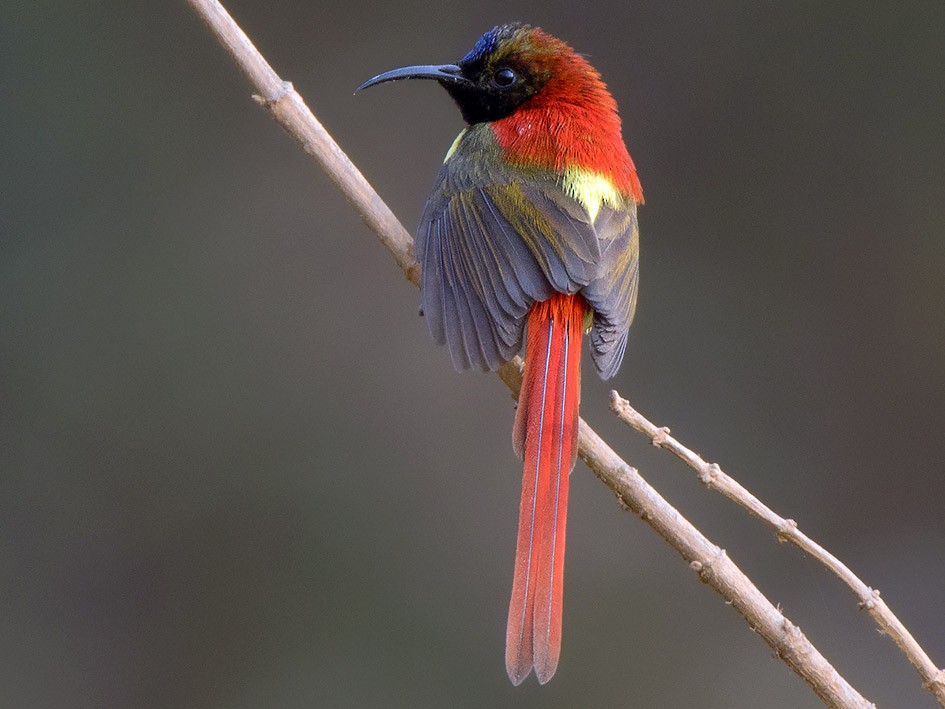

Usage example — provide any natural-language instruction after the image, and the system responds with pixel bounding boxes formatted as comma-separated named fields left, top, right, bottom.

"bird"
left=357, top=22, right=642, bottom=685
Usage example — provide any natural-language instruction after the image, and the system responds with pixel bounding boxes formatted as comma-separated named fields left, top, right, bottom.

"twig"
left=186, top=0, right=420, bottom=287
left=610, top=392, right=945, bottom=706
left=185, top=1, right=876, bottom=705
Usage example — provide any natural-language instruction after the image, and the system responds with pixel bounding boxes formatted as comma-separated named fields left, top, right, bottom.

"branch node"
left=253, top=80, right=294, bottom=107
left=691, top=548, right=726, bottom=583
left=780, top=617, right=799, bottom=640
left=651, top=426, right=671, bottom=448
left=925, top=669, right=945, bottom=690
left=858, top=587, right=881, bottom=611
left=698, top=462, right=722, bottom=486
left=775, top=618, right=809, bottom=661
left=776, top=518, right=798, bottom=544
left=608, top=389, right=623, bottom=410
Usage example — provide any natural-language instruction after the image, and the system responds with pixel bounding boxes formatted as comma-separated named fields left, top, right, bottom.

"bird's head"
left=357, top=23, right=609, bottom=125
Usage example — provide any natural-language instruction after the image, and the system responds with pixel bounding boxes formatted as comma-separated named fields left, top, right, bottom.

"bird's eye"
left=493, top=67, right=518, bottom=87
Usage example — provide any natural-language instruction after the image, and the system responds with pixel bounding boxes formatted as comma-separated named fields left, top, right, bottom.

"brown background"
left=2, top=1, right=944, bottom=707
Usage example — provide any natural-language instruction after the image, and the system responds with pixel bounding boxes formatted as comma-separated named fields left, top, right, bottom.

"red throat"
left=490, top=46, right=643, bottom=203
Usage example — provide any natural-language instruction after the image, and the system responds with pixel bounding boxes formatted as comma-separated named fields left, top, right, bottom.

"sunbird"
left=358, top=22, right=642, bottom=685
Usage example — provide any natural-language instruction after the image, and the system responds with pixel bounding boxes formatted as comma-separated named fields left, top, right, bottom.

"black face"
left=357, top=24, right=549, bottom=123
left=356, top=24, right=551, bottom=125
left=443, top=61, right=543, bottom=124
left=444, top=25, right=549, bottom=124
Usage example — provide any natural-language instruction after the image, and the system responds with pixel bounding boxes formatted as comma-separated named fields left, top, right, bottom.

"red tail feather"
left=507, top=293, right=583, bottom=685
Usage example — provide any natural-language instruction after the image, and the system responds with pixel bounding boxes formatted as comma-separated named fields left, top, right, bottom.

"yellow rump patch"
left=562, top=167, right=622, bottom=222
left=444, top=129, right=467, bottom=163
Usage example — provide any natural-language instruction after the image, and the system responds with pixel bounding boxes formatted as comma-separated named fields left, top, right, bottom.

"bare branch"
left=610, top=392, right=945, bottom=707
left=575, top=420, right=875, bottom=707
left=185, top=0, right=879, bottom=705
left=187, top=0, right=419, bottom=286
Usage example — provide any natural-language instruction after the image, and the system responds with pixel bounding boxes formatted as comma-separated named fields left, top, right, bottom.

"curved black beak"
left=356, top=64, right=468, bottom=93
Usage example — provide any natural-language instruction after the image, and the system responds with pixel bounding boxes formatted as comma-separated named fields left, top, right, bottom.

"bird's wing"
left=579, top=202, right=639, bottom=379
left=416, top=127, right=638, bottom=376
left=417, top=172, right=605, bottom=372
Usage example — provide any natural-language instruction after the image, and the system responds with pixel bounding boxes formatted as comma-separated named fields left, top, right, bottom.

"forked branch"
left=610, top=392, right=945, bottom=706
left=185, top=0, right=897, bottom=705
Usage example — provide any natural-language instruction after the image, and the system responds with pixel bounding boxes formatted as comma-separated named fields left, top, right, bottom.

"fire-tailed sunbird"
left=358, top=23, right=642, bottom=685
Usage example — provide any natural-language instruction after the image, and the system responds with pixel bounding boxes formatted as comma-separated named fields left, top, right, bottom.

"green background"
left=3, top=1, right=944, bottom=707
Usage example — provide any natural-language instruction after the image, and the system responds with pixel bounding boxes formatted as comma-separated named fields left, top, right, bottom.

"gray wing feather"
left=417, top=159, right=638, bottom=377
left=581, top=204, right=639, bottom=379
left=418, top=182, right=597, bottom=372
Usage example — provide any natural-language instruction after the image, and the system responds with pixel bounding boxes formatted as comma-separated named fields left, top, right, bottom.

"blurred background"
left=2, top=1, right=944, bottom=707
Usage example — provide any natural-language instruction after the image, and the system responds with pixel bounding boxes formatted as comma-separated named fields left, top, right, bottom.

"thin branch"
left=186, top=1, right=876, bottom=706
left=610, top=392, right=945, bottom=706
left=574, top=420, right=874, bottom=708
left=187, top=0, right=420, bottom=287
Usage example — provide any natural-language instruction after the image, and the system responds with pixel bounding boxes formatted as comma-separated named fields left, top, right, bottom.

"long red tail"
left=506, top=293, right=583, bottom=685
